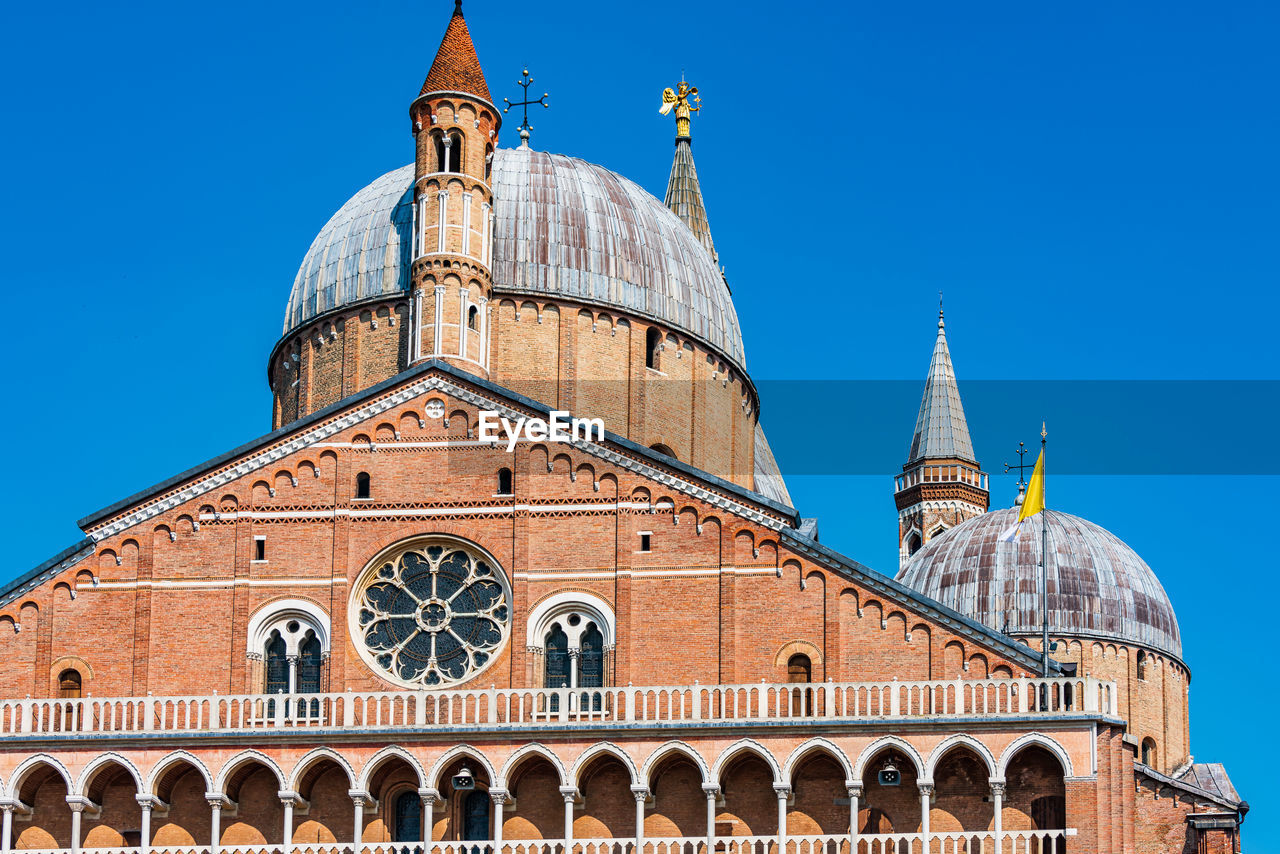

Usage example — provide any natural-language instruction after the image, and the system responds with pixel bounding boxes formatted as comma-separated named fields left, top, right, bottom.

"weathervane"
left=659, top=78, right=701, bottom=139
left=503, top=68, right=549, bottom=146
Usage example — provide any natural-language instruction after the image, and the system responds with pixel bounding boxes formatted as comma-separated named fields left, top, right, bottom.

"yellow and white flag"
left=1000, top=449, right=1044, bottom=542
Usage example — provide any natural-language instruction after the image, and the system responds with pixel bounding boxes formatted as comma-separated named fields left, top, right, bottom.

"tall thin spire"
left=907, top=308, right=977, bottom=464
left=660, top=80, right=718, bottom=263
left=420, top=1, right=492, bottom=102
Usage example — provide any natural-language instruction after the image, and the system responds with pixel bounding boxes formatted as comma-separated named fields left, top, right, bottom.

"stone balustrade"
left=0, top=678, right=1115, bottom=738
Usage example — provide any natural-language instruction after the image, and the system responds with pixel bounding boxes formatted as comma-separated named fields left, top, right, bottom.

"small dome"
left=897, top=507, right=1181, bottom=659
left=284, top=149, right=745, bottom=367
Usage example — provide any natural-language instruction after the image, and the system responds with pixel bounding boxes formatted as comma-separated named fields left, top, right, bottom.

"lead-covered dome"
left=284, top=148, right=745, bottom=367
left=898, top=507, right=1181, bottom=659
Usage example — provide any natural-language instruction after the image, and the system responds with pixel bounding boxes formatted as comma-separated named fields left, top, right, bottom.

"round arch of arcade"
left=0, top=737, right=1076, bottom=849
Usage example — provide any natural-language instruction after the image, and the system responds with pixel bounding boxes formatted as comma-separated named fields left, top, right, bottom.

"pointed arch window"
left=265, top=633, right=289, bottom=695
left=545, top=624, right=569, bottom=712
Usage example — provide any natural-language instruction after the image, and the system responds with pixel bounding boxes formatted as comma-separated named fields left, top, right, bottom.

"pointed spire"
left=907, top=308, right=977, bottom=464
left=420, top=1, right=492, bottom=102
left=664, top=139, right=718, bottom=263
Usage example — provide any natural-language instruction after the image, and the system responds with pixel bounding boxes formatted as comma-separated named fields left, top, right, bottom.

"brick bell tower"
left=408, top=0, right=500, bottom=378
left=895, top=308, right=990, bottom=571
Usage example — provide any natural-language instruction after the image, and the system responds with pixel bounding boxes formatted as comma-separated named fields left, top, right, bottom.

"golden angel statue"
left=659, top=80, right=700, bottom=138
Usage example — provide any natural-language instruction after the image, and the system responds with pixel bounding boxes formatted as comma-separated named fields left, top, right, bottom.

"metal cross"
left=1004, top=442, right=1032, bottom=491
left=503, top=68, right=549, bottom=143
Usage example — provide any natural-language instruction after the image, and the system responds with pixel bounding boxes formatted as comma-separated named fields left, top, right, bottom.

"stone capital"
left=418, top=788, right=442, bottom=806
left=701, top=784, right=721, bottom=798
left=488, top=788, right=509, bottom=806
left=630, top=786, right=651, bottom=803
left=917, top=783, right=935, bottom=798
left=772, top=784, right=792, bottom=797
left=845, top=783, right=864, bottom=799
left=988, top=780, right=1007, bottom=798
left=559, top=786, right=580, bottom=804
left=135, top=794, right=169, bottom=815
left=65, top=796, right=101, bottom=819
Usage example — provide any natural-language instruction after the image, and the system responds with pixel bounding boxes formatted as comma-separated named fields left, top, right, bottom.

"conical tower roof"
left=664, top=139, right=718, bottom=263
left=420, top=1, right=491, bottom=102
left=907, top=311, right=976, bottom=464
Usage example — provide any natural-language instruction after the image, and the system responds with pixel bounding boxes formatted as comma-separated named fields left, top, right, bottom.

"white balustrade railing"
left=9, top=830, right=1078, bottom=854
left=0, top=678, right=1115, bottom=736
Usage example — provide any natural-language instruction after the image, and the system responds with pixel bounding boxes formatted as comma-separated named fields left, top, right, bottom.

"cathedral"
left=0, top=4, right=1247, bottom=854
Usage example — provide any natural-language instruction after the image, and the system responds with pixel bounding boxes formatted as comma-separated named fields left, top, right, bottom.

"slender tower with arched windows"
left=408, top=0, right=500, bottom=377
left=894, top=309, right=990, bottom=570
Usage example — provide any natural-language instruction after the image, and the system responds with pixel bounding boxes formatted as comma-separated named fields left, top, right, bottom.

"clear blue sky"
left=2, top=0, right=1277, bottom=843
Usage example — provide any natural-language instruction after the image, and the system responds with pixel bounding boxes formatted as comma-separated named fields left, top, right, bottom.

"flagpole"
left=1040, top=423, right=1049, bottom=678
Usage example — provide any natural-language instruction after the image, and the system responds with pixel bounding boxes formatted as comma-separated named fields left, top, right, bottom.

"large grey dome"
left=897, top=507, right=1182, bottom=659
left=284, top=149, right=745, bottom=367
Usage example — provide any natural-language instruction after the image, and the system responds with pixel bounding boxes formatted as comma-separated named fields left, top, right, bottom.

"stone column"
left=419, top=788, right=440, bottom=850
left=990, top=781, right=1006, bottom=852
left=490, top=789, right=508, bottom=846
left=630, top=786, right=650, bottom=854
left=135, top=795, right=166, bottom=854
left=560, top=787, right=579, bottom=844
left=918, top=783, right=934, bottom=846
left=773, top=785, right=790, bottom=853
left=350, top=790, right=374, bottom=854
left=1, top=801, right=16, bottom=854
left=65, top=796, right=95, bottom=854
left=846, top=783, right=862, bottom=853
left=206, top=794, right=232, bottom=854
left=280, top=791, right=306, bottom=854
left=701, top=785, right=720, bottom=854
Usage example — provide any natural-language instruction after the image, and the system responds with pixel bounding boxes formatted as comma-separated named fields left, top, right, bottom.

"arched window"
left=265, top=632, right=289, bottom=695
left=468, top=305, right=479, bottom=330
left=446, top=131, right=464, bottom=172
left=57, top=669, right=82, bottom=699
left=433, top=133, right=446, bottom=173
left=787, top=654, right=812, bottom=683
left=906, top=532, right=922, bottom=556
left=580, top=622, right=604, bottom=711
left=649, top=443, right=676, bottom=460
left=463, top=790, right=490, bottom=841
left=645, top=327, right=661, bottom=369
left=298, top=633, right=323, bottom=693
left=545, top=624, right=569, bottom=711
left=497, top=467, right=513, bottom=495
left=355, top=472, right=371, bottom=499
left=1141, top=738, right=1157, bottom=766
left=787, top=653, right=812, bottom=715
left=1136, top=650, right=1148, bottom=680
left=484, top=145, right=493, bottom=181
left=393, top=790, right=422, bottom=843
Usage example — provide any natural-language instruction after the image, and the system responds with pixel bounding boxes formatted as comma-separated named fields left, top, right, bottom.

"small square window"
left=639, top=533, right=651, bottom=552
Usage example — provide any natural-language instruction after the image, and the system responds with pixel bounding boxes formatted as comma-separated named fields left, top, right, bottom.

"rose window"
left=353, top=539, right=509, bottom=688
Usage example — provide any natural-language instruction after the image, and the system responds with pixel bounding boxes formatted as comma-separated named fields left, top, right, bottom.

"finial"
left=1004, top=441, right=1031, bottom=507
left=660, top=79, right=701, bottom=140
left=938, top=291, right=945, bottom=328
left=454, top=0, right=463, bottom=14
left=503, top=68, right=549, bottom=146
